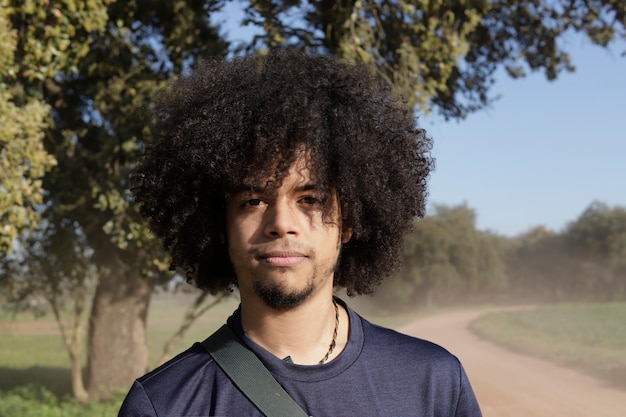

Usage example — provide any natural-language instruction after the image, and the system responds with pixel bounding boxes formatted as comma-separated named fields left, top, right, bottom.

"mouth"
left=257, top=251, right=308, bottom=267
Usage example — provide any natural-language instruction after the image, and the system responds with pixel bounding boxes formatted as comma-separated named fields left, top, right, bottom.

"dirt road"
left=399, top=309, right=626, bottom=417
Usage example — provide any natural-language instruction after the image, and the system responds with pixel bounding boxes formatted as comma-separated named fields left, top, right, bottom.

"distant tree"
left=563, top=202, right=626, bottom=300
left=506, top=203, right=626, bottom=303
left=506, top=225, right=571, bottom=302
left=378, top=204, right=507, bottom=308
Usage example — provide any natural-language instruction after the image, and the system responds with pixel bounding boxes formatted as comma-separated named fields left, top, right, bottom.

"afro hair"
left=133, top=49, right=434, bottom=296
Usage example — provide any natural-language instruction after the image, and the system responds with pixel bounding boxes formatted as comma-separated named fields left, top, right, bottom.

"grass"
left=0, top=386, right=124, bottom=417
left=0, top=293, right=242, bottom=388
left=0, top=293, right=240, bottom=415
left=3, top=297, right=625, bottom=415
left=470, top=302, right=626, bottom=390
left=0, top=333, right=74, bottom=396
left=0, top=293, right=417, bottom=394
left=145, top=293, right=240, bottom=365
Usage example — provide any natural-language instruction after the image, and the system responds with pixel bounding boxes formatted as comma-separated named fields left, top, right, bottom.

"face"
left=225, top=155, right=350, bottom=311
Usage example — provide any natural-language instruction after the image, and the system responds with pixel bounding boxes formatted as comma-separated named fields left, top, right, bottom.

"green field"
left=0, top=293, right=241, bottom=415
left=470, top=302, right=626, bottom=390
left=2, top=299, right=624, bottom=415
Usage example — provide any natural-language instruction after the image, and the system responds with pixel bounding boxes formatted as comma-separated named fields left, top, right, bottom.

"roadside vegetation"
left=471, top=302, right=626, bottom=390
left=3, top=298, right=625, bottom=415
left=0, top=294, right=238, bottom=415
left=0, top=386, right=123, bottom=417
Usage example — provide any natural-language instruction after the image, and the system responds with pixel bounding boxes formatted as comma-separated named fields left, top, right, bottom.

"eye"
left=299, top=195, right=323, bottom=207
left=242, top=198, right=264, bottom=207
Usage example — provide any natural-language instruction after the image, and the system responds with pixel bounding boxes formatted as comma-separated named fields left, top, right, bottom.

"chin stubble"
left=253, top=274, right=316, bottom=311
left=252, top=264, right=316, bottom=311
left=248, top=242, right=343, bottom=311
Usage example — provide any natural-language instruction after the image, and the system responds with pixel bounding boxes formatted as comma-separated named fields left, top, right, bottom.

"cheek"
left=226, top=215, right=263, bottom=248
left=226, top=224, right=246, bottom=251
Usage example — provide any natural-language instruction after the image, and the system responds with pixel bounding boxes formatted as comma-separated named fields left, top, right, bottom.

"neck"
left=240, top=292, right=348, bottom=365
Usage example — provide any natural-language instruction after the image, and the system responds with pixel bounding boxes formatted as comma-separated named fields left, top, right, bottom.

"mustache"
left=250, top=242, right=313, bottom=258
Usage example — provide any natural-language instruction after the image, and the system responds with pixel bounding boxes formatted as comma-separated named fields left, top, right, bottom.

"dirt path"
left=399, top=309, right=626, bottom=417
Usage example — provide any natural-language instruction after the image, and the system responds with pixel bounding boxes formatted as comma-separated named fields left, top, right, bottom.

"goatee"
left=253, top=280, right=315, bottom=311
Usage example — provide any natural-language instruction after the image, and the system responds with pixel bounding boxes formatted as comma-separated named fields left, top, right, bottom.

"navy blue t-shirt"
left=118, top=300, right=482, bottom=416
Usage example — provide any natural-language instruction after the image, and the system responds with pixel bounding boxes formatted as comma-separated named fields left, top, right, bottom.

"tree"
left=563, top=202, right=626, bottom=300
left=505, top=204, right=626, bottom=303
left=2, top=213, right=95, bottom=402
left=3, top=0, right=228, bottom=399
left=378, top=204, right=507, bottom=308
left=506, top=225, right=571, bottom=302
left=239, top=0, right=626, bottom=119
left=0, top=6, right=56, bottom=255
left=2, top=0, right=625, bottom=400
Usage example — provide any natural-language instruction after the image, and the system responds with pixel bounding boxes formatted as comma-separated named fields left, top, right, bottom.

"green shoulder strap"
left=201, top=324, right=310, bottom=417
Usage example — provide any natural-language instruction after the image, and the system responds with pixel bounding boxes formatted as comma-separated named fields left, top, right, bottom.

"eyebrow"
left=294, top=184, right=319, bottom=193
left=230, top=183, right=320, bottom=195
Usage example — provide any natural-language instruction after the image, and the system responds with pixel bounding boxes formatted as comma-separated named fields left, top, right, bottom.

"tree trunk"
left=86, top=252, right=155, bottom=399
left=70, top=350, right=88, bottom=403
left=49, top=288, right=89, bottom=402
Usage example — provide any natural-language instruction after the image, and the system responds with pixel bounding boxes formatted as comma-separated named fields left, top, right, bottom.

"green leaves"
left=7, top=0, right=112, bottom=81
left=242, top=0, right=625, bottom=118
left=377, top=204, right=508, bottom=307
left=565, top=201, right=626, bottom=262
left=0, top=0, right=115, bottom=255
left=0, top=95, right=55, bottom=253
left=0, top=70, right=56, bottom=254
left=507, top=202, right=626, bottom=302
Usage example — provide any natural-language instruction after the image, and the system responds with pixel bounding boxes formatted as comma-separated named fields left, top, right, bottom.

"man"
left=119, top=49, right=482, bottom=416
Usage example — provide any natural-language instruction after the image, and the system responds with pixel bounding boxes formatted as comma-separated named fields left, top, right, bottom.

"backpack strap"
left=201, top=324, right=310, bottom=417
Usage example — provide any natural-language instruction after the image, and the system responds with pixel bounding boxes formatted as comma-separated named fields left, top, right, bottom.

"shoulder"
left=351, top=314, right=483, bottom=416
left=118, top=342, right=226, bottom=416
left=362, top=317, right=456, bottom=358
left=358, top=315, right=464, bottom=377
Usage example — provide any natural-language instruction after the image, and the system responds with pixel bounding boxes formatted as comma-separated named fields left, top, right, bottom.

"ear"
left=341, top=227, right=353, bottom=244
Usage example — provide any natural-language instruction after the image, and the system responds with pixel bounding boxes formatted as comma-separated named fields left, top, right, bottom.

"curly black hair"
left=133, top=49, right=433, bottom=296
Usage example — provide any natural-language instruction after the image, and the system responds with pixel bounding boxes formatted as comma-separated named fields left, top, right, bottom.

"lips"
left=258, top=251, right=307, bottom=267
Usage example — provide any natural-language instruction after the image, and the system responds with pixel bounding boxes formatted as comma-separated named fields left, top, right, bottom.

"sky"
left=423, top=38, right=626, bottom=236
left=216, top=7, right=625, bottom=237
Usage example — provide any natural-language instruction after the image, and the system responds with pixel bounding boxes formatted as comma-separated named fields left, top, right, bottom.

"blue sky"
left=216, top=7, right=625, bottom=237
left=424, top=38, right=625, bottom=236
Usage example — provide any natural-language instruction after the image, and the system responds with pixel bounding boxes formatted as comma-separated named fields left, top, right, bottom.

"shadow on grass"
left=0, top=366, right=73, bottom=397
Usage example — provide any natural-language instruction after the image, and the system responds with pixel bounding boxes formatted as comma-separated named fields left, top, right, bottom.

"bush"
left=0, top=385, right=123, bottom=417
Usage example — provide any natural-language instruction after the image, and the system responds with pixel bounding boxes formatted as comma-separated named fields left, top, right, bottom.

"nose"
left=263, top=199, right=299, bottom=238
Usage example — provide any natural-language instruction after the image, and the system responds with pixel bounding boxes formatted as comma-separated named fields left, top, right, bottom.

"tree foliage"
left=377, top=201, right=626, bottom=310
left=239, top=0, right=626, bottom=118
left=377, top=204, right=508, bottom=308
left=0, top=5, right=56, bottom=254
left=564, top=202, right=626, bottom=299
left=506, top=202, right=626, bottom=302
left=2, top=0, right=228, bottom=399
left=505, top=225, right=569, bottom=302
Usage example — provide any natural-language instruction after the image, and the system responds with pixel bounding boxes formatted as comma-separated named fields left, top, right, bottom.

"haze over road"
left=399, top=309, right=626, bottom=417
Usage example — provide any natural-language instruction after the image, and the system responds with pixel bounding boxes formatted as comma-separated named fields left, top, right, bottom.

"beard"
left=253, top=276, right=315, bottom=311
left=236, top=244, right=343, bottom=311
